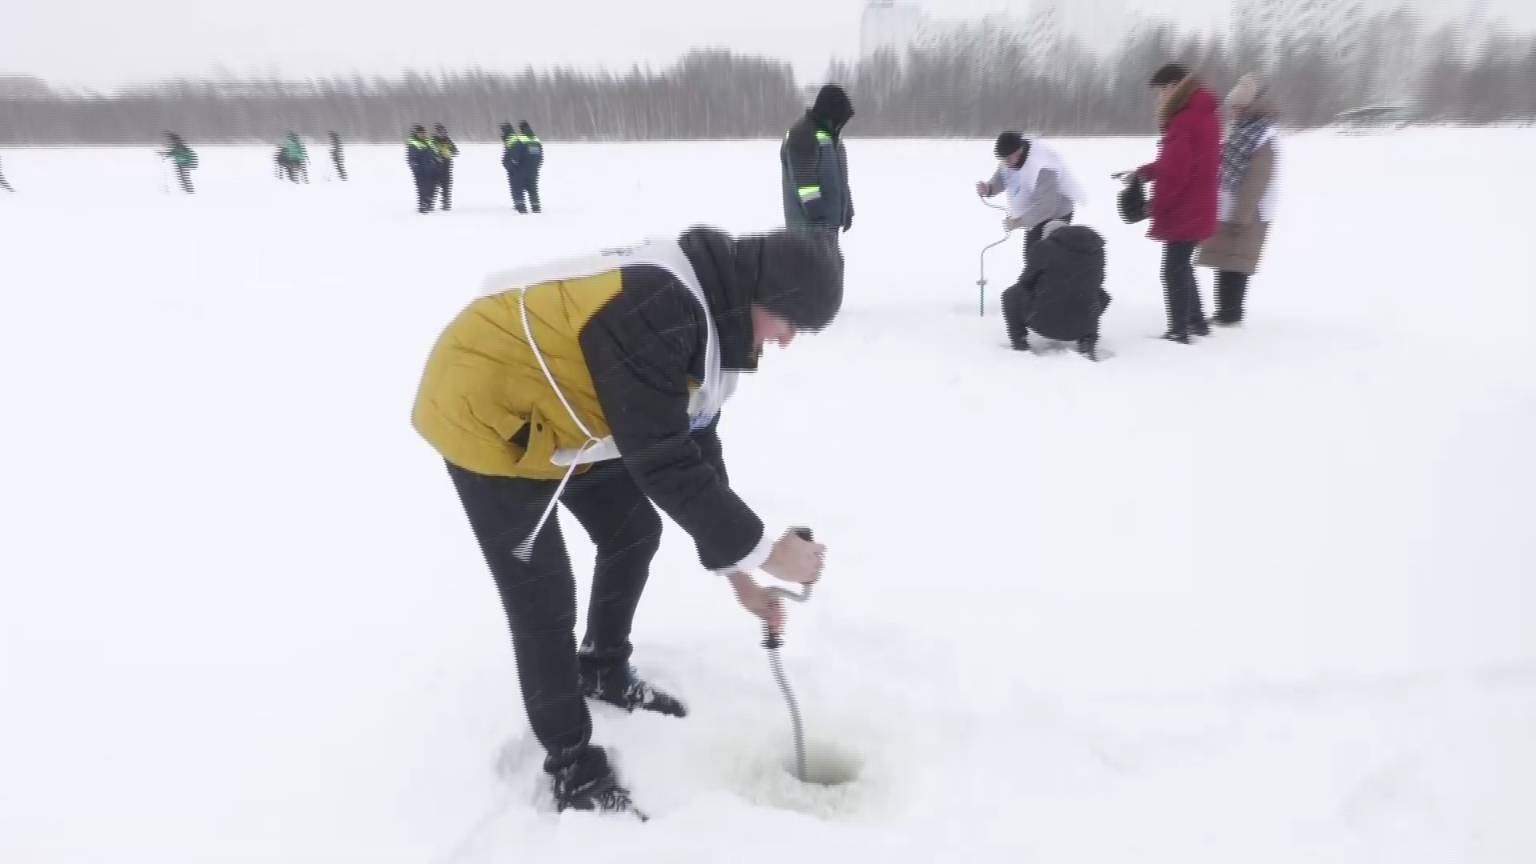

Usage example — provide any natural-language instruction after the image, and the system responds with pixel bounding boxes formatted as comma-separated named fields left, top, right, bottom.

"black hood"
left=677, top=227, right=844, bottom=371
left=678, top=228, right=758, bottom=372
left=810, top=84, right=854, bottom=135
left=1046, top=224, right=1105, bottom=255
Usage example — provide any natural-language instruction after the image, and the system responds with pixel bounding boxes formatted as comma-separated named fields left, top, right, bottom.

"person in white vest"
left=976, top=131, right=1088, bottom=261
left=411, top=226, right=841, bottom=818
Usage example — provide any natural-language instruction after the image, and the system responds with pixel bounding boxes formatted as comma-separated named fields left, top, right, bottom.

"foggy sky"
left=6, top=0, right=1530, bottom=89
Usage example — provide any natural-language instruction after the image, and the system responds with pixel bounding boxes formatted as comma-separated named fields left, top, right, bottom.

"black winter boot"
left=549, top=746, right=646, bottom=820
left=1076, top=336, right=1099, bottom=361
left=1161, top=329, right=1191, bottom=344
left=579, top=646, right=687, bottom=717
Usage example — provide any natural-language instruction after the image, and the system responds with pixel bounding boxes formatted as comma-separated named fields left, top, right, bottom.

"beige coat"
left=1196, top=138, right=1275, bottom=275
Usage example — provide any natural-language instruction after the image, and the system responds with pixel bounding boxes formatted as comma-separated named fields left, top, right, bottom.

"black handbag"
left=1118, top=177, right=1147, bottom=225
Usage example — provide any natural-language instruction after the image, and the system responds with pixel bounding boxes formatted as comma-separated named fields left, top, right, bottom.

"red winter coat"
left=1138, top=83, right=1220, bottom=243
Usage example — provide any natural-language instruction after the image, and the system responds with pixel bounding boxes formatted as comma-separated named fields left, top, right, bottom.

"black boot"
left=579, top=646, right=687, bottom=717
left=1161, top=329, right=1191, bottom=344
left=1076, top=336, right=1099, bottom=361
left=550, top=746, right=646, bottom=820
left=1010, top=335, right=1032, bottom=352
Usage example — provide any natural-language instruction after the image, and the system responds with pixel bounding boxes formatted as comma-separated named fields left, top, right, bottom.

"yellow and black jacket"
left=414, top=228, right=776, bottom=569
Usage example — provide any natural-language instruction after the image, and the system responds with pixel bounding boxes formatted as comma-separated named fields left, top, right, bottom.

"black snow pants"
left=445, top=457, right=662, bottom=774
left=512, top=170, right=541, bottom=213
left=413, top=170, right=435, bottom=212
left=435, top=162, right=454, bottom=210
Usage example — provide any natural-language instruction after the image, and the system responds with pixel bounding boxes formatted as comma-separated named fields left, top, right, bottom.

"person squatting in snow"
left=411, top=227, right=843, bottom=818
left=1001, top=220, right=1111, bottom=360
left=1121, top=63, right=1222, bottom=344
left=1196, top=74, right=1280, bottom=327
left=976, top=131, right=1087, bottom=264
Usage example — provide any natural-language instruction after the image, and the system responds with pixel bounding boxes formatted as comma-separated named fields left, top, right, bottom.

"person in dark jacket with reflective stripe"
left=412, top=226, right=844, bottom=818
left=1002, top=220, right=1111, bottom=361
left=781, top=84, right=854, bottom=234
left=406, top=125, right=437, bottom=213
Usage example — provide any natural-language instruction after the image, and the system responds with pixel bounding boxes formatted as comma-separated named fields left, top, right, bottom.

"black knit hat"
left=994, top=131, right=1025, bottom=158
left=745, top=229, right=844, bottom=331
left=1149, top=63, right=1188, bottom=85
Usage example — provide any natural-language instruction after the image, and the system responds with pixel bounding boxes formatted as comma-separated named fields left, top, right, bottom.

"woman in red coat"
left=1129, top=64, right=1221, bottom=343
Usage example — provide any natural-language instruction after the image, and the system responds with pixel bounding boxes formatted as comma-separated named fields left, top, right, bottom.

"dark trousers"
left=435, top=163, right=454, bottom=210
left=413, top=171, right=435, bottom=212
left=1215, top=271, right=1250, bottom=323
left=512, top=173, right=541, bottom=213
left=446, top=459, right=662, bottom=773
left=1161, top=241, right=1205, bottom=335
left=174, top=165, right=194, bottom=194
left=332, top=153, right=347, bottom=181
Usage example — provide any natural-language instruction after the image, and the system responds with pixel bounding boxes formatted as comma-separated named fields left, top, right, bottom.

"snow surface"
left=2, top=130, right=1535, bottom=863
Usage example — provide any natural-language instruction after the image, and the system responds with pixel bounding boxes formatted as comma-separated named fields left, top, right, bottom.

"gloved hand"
left=975, top=180, right=992, bottom=196
left=1002, top=215, right=1026, bottom=231
left=1112, top=169, right=1140, bottom=183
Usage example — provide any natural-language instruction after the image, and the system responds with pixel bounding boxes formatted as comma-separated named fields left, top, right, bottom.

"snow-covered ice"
left=2, top=130, right=1534, bottom=863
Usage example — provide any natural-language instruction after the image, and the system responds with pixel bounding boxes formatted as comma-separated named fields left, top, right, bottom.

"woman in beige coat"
left=1198, top=75, right=1279, bottom=325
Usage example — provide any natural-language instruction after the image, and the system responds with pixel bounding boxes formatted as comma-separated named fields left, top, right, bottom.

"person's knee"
left=597, top=503, right=662, bottom=562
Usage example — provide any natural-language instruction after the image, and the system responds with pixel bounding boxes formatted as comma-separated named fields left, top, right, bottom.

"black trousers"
left=435, top=163, right=454, bottom=210
left=1215, top=271, right=1250, bottom=323
left=332, top=153, right=347, bottom=181
left=1161, top=241, right=1205, bottom=334
left=413, top=171, right=435, bottom=212
left=512, top=173, right=541, bottom=212
left=446, top=459, right=662, bottom=773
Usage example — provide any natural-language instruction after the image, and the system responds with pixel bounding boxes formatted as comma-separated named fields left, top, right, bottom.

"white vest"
left=1003, top=140, right=1088, bottom=217
left=479, top=237, right=738, bottom=468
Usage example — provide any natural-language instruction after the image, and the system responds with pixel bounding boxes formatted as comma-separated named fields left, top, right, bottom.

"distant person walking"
left=1197, top=75, right=1280, bottom=327
left=277, top=132, right=309, bottom=183
left=1119, top=64, right=1220, bottom=343
left=329, top=132, right=347, bottom=181
left=0, top=156, right=13, bottom=192
left=160, top=132, right=198, bottom=194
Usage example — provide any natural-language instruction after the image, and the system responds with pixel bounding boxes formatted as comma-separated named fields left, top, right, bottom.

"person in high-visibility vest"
left=406, top=125, right=437, bottom=213
left=780, top=84, right=855, bottom=237
left=505, top=120, right=544, bottom=214
left=431, top=123, right=459, bottom=211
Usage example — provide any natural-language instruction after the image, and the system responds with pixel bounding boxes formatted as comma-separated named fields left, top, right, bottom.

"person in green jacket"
left=277, top=132, right=309, bottom=183
left=160, top=132, right=197, bottom=194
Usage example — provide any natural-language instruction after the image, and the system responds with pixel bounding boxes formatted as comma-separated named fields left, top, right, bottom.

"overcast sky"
left=6, top=0, right=1531, bottom=89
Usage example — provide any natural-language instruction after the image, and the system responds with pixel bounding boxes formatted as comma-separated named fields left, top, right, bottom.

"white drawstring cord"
left=512, top=286, right=601, bottom=562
